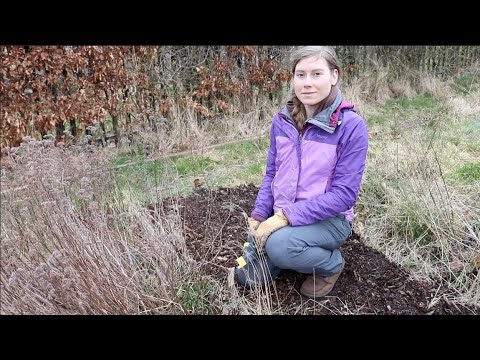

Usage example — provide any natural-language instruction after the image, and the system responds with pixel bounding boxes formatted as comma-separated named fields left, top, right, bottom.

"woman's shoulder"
left=272, top=109, right=290, bottom=125
left=339, top=106, right=368, bottom=136
left=341, top=105, right=365, bottom=124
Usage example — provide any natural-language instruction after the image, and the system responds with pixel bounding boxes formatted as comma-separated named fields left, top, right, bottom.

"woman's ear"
left=331, top=68, right=339, bottom=86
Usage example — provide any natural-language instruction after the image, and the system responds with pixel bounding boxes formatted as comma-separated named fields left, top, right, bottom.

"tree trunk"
left=70, top=118, right=77, bottom=138
left=55, top=121, right=65, bottom=142
left=111, top=112, right=120, bottom=146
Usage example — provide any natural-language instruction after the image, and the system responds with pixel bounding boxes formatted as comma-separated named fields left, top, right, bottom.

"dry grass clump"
left=0, top=137, right=229, bottom=314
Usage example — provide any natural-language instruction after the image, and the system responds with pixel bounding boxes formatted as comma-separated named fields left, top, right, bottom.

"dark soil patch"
left=157, top=184, right=478, bottom=315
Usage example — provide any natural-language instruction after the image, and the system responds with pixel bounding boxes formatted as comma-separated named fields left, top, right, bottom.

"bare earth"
left=158, top=184, right=478, bottom=315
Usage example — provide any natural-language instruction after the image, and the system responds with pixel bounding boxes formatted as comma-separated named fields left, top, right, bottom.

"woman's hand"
left=247, top=217, right=261, bottom=233
left=253, top=211, right=289, bottom=251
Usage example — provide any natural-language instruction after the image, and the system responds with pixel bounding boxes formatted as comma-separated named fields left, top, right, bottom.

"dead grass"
left=0, top=138, right=215, bottom=314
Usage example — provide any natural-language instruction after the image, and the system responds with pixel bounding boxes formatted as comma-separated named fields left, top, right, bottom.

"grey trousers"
left=235, top=215, right=351, bottom=288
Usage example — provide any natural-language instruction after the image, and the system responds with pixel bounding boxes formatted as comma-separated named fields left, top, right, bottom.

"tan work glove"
left=247, top=217, right=261, bottom=233
left=253, top=211, right=289, bottom=252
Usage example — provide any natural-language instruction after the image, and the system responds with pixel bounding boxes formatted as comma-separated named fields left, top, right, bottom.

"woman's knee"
left=265, top=232, right=288, bottom=265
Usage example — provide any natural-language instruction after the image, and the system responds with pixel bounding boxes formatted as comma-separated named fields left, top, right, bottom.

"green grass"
left=169, top=155, right=217, bottom=176
left=454, top=162, right=480, bottom=183
left=217, top=138, right=269, bottom=161
left=177, top=278, right=217, bottom=314
left=367, top=113, right=388, bottom=126
left=385, top=93, right=439, bottom=110
left=444, top=118, right=480, bottom=157
left=208, top=138, right=269, bottom=187
left=452, top=74, right=480, bottom=95
left=367, top=94, right=443, bottom=128
left=111, top=137, right=269, bottom=204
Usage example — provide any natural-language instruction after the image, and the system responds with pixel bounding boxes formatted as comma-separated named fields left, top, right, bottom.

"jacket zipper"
left=281, top=117, right=303, bottom=198
left=285, top=118, right=307, bottom=179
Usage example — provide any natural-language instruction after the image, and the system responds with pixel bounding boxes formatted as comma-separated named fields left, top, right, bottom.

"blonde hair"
left=289, top=46, right=342, bottom=129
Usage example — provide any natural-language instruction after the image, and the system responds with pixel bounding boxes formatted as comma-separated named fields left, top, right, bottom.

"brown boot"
left=300, top=260, right=344, bottom=298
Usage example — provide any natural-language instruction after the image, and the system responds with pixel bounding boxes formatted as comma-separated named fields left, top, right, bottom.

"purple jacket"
left=251, top=100, right=368, bottom=226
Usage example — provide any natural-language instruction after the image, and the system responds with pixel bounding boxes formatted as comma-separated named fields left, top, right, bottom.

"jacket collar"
left=280, top=91, right=354, bottom=133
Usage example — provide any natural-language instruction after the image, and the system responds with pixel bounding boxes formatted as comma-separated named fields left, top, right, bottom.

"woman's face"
left=293, top=55, right=338, bottom=109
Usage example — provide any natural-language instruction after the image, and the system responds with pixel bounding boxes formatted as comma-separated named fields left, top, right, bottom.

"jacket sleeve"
left=283, top=116, right=369, bottom=226
left=251, top=122, right=277, bottom=221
